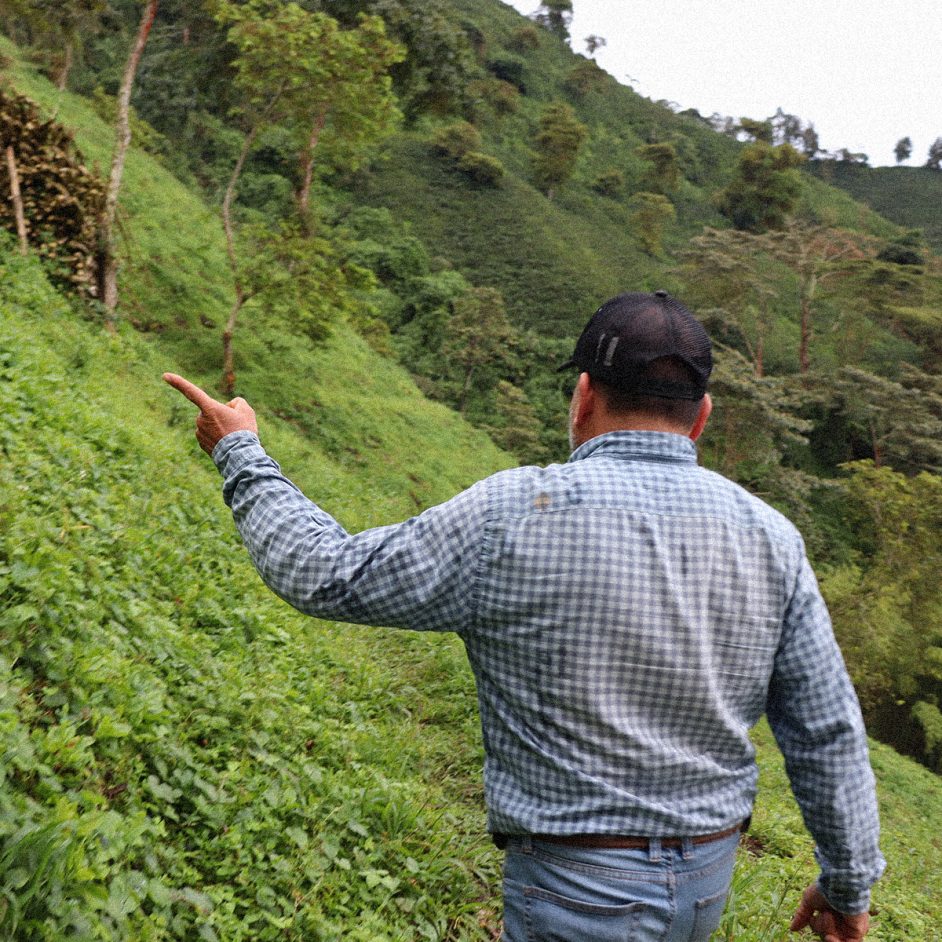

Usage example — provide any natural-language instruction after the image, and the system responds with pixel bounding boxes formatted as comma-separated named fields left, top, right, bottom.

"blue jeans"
left=501, top=832, right=739, bottom=941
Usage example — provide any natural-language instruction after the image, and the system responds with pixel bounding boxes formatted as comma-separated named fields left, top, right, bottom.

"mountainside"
left=810, top=159, right=942, bottom=253
left=2, top=8, right=942, bottom=940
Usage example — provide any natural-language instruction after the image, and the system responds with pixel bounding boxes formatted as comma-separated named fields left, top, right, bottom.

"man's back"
left=464, top=430, right=804, bottom=836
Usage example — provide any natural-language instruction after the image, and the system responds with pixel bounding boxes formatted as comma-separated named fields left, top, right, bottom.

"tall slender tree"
left=98, top=0, right=158, bottom=330
left=214, top=0, right=401, bottom=392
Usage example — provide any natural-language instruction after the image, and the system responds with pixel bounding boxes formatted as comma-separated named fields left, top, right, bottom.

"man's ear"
left=688, top=393, right=712, bottom=441
left=574, top=372, right=596, bottom=427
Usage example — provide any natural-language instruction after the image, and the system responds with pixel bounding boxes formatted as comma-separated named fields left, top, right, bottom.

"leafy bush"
left=457, top=150, right=504, bottom=186
left=432, top=120, right=481, bottom=160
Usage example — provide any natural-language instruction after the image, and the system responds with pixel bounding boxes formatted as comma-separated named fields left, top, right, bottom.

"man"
left=165, top=290, right=883, bottom=941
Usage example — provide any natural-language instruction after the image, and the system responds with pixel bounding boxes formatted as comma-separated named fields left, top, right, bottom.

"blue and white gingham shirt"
left=213, top=428, right=884, bottom=914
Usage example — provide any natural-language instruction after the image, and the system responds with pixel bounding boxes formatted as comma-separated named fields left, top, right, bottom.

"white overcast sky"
left=505, top=0, right=942, bottom=167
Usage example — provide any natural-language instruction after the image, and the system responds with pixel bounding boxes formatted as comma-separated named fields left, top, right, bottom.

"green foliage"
left=508, top=24, right=540, bottom=52
left=531, top=100, right=588, bottom=198
left=564, top=59, right=606, bottom=97
left=822, top=462, right=942, bottom=770
left=236, top=220, right=366, bottom=343
left=738, top=117, right=774, bottom=144
left=627, top=191, right=675, bottom=256
left=456, top=150, right=504, bottom=186
left=432, top=119, right=481, bottom=160
left=484, top=380, right=546, bottom=464
left=718, top=141, right=804, bottom=232
left=216, top=0, right=404, bottom=182
left=635, top=141, right=681, bottom=193
left=590, top=167, right=624, bottom=198
left=894, top=136, right=912, bottom=164
left=531, top=0, right=573, bottom=42
left=326, top=0, right=478, bottom=119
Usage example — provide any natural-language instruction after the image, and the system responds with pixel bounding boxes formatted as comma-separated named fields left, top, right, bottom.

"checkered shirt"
left=214, top=429, right=884, bottom=914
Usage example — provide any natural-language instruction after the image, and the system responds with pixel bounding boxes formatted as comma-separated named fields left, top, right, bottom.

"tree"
left=894, top=136, right=913, bottom=164
left=440, top=286, right=517, bottom=415
left=585, top=34, right=606, bottom=56
left=822, top=463, right=942, bottom=769
left=97, top=0, right=159, bottom=331
left=531, top=102, right=588, bottom=198
left=0, top=0, right=105, bottom=91
left=532, top=0, right=573, bottom=42
left=769, top=107, right=803, bottom=147
left=635, top=141, right=681, bottom=193
left=829, top=366, right=942, bottom=472
left=214, top=0, right=402, bottom=392
left=628, top=192, right=675, bottom=256
left=681, top=227, right=777, bottom=376
left=738, top=117, right=774, bottom=144
left=485, top=381, right=547, bottom=464
left=327, top=0, right=476, bottom=119
left=717, top=140, right=803, bottom=232
left=800, top=122, right=820, bottom=158
left=926, top=137, right=942, bottom=170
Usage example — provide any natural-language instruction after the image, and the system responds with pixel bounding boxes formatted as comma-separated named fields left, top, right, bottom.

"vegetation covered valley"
left=1, top=0, right=942, bottom=938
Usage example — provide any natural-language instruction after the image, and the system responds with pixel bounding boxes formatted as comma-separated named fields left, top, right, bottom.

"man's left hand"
left=790, top=884, right=870, bottom=941
left=163, top=372, right=258, bottom=455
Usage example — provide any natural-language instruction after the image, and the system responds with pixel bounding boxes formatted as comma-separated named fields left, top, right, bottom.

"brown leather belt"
left=493, top=820, right=747, bottom=851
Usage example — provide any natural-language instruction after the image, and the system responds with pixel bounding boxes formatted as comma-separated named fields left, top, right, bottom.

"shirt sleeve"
left=211, top=431, right=488, bottom=633
left=765, top=540, right=885, bottom=915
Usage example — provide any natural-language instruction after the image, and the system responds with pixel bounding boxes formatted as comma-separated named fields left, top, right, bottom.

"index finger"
left=162, top=372, right=220, bottom=412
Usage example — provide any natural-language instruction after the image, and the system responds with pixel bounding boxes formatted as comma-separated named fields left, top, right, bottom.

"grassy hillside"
left=1, top=24, right=942, bottom=942
left=810, top=160, right=942, bottom=253
left=2, top=253, right=942, bottom=941
left=343, top=0, right=899, bottom=342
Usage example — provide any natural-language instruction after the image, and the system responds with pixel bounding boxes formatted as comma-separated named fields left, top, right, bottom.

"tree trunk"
left=297, top=107, right=328, bottom=227
left=5, top=146, right=28, bottom=255
left=57, top=42, right=73, bottom=91
left=798, top=294, right=811, bottom=374
left=219, top=126, right=260, bottom=394
left=98, top=0, right=158, bottom=332
left=870, top=419, right=882, bottom=469
left=221, top=300, right=244, bottom=398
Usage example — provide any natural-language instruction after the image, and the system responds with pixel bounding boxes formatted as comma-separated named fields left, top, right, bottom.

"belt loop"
left=521, top=835, right=533, bottom=855
left=681, top=836, right=694, bottom=860
left=648, top=837, right=661, bottom=863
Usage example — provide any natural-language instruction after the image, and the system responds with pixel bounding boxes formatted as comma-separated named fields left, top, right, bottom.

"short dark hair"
left=593, top=356, right=704, bottom=429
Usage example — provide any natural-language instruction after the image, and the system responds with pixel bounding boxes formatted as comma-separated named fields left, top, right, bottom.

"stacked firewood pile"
left=0, top=87, right=105, bottom=299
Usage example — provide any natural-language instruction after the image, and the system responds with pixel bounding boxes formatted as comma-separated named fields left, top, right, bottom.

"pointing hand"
left=163, top=372, right=258, bottom=455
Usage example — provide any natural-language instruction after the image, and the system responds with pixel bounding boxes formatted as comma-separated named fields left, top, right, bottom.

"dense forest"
left=2, top=0, right=942, bottom=938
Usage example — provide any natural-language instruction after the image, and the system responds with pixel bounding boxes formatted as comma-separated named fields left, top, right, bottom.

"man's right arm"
left=766, top=545, right=884, bottom=928
left=212, top=430, right=489, bottom=634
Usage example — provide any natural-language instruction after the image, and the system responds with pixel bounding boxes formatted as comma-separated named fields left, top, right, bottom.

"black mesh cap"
left=559, top=290, right=712, bottom=400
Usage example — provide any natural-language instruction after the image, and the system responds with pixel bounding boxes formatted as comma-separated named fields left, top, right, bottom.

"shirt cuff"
left=211, top=429, right=265, bottom=474
left=817, top=879, right=871, bottom=917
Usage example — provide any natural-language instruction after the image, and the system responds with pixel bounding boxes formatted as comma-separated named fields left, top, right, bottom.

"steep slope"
left=1, top=27, right=941, bottom=942
left=810, top=159, right=942, bottom=252
left=344, top=0, right=900, bottom=340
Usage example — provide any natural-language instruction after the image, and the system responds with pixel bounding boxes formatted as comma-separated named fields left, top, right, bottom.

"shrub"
left=433, top=120, right=482, bottom=160
left=457, top=151, right=505, bottom=186
left=591, top=168, right=625, bottom=198
left=485, top=56, right=526, bottom=93
left=509, top=24, right=540, bottom=51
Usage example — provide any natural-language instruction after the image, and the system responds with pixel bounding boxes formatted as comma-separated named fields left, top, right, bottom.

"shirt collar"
left=567, top=430, right=698, bottom=465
